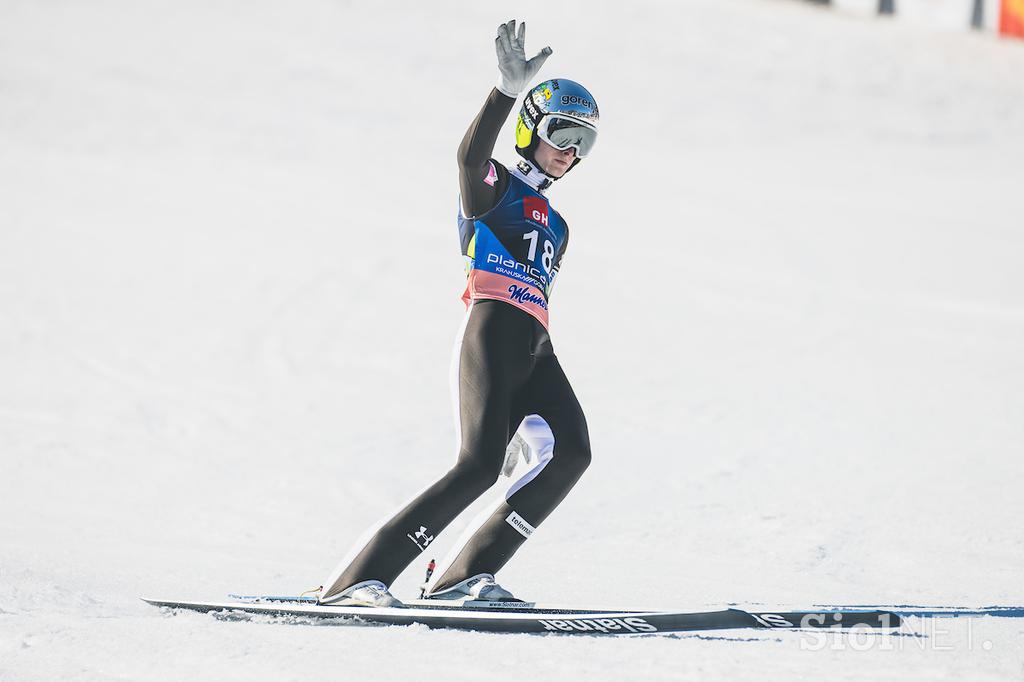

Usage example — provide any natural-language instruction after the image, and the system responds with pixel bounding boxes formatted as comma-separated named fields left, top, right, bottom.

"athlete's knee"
left=568, top=442, right=592, bottom=476
left=448, top=454, right=502, bottom=495
left=568, top=423, right=593, bottom=473
left=554, top=434, right=591, bottom=480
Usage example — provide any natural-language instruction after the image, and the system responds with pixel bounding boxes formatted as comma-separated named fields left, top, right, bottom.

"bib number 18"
left=523, top=230, right=555, bottom=274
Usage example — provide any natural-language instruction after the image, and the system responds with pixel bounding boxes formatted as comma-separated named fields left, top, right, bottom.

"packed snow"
left=2, top=0, right=1022, bottom=679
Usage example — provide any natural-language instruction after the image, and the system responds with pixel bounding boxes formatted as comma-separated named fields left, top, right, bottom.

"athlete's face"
left=534, top=140, right=576, bottom=178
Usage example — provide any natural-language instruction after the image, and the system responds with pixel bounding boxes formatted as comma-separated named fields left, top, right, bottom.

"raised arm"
left=458, top=20, right=551, bottom=218
left=457, top=89, right=515, bottom=218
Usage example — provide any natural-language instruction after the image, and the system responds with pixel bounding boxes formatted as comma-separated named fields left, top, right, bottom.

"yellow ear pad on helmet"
left=515, top=116, right=534, bottom=150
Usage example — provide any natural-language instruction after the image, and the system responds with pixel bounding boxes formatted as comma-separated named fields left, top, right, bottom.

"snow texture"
left=1, top=0, right=1022, bottom=680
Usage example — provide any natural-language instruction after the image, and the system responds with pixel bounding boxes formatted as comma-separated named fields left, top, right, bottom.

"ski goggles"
left=536, top=114, right=598, bottom=158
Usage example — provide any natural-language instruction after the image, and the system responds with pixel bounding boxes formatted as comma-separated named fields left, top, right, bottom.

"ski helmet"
left=515, top=79, right=599, bottom=177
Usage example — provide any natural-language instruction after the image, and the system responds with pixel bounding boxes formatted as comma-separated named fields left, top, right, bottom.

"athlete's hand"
left=495, top=19, right=552, bottom=98
left=501, top=432, right=535, bottom=477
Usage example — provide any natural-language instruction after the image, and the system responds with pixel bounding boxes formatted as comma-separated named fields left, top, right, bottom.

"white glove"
left=501, top=432, right=535, bottom=477
left=494, top=19, right=552, bottom=98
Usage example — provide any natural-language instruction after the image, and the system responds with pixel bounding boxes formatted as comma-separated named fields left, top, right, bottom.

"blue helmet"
left=515, top=79, right=599, bottom=175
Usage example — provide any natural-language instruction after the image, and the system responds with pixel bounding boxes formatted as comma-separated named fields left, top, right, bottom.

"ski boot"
left=424, top=573, right=521, bottom=603
left=319, top=580, right=404, bottom=608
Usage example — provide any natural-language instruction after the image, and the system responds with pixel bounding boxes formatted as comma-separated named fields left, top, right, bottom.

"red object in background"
left=1001, top=0, right=1024, bottom=37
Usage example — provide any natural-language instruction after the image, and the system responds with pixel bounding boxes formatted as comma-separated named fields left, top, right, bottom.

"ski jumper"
left=319, top=88, right=591, bottom=602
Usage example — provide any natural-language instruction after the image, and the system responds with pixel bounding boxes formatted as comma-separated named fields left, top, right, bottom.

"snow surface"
left=2, top=0, right=1023, bottom=679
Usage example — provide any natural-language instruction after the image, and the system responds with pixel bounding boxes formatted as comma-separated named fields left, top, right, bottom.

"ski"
left=143, top=596, right=900, bottom=635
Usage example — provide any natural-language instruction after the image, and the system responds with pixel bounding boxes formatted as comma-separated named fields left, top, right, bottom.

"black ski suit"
left=319, top=88, right=591, bottom=602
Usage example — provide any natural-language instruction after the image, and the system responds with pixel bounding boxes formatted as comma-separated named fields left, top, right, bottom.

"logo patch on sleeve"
left=484, top=161, right=498, bottom=187
left=523, top=196, right=549, bottom=227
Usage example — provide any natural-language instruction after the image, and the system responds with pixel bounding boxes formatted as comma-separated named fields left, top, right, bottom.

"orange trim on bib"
left=462, top=270, right=550, bottom=329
